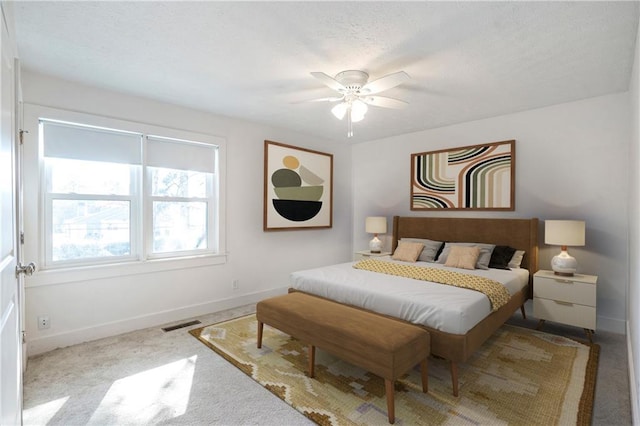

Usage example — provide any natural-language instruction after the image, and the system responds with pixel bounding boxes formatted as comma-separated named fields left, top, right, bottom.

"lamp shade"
left=350, top=100, right=368, bottom=122
left=365, top=217, right=387, bottom=234
left=544, top=220, right=585, bottom=246
left=331, top=103, right=347, bottom=120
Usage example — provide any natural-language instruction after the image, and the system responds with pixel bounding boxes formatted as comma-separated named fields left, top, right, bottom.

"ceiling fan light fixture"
left=309, top=69, right=410, bottom=137
left=331, top=102, right=347, bottom=120
left=350, top=100, right=368, bottom=122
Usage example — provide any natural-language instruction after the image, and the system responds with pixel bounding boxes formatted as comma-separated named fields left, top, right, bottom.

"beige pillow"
left=437, top=242, right=495, bottom=269
left=400, top=238, right=443, bottom=262
left=391, top=241, right=425, bottom=262
left=444, top=245, right=480, bottom=270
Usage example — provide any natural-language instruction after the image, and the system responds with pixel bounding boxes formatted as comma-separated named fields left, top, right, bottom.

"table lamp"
left=544, top=220, right=585, bottom=276
left=365, top=216, right=387, bottom=253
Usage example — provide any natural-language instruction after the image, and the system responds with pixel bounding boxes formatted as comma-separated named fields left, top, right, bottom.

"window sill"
left=25, top=253, right=228, bottom=288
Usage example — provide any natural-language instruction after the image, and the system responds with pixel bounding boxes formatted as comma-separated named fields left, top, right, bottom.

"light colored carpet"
left=191, top=314, right=598, bottom=425
left=22, top=302, right=630, bottom=425
left=22, top=305, right=313, bottom=426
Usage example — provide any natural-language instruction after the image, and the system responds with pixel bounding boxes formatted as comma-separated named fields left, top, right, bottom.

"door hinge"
left=22, top=331, right=26, bottom=344
left=19, top=129, right=28, bottom=145
left=20, top=231, right=24, bottom=244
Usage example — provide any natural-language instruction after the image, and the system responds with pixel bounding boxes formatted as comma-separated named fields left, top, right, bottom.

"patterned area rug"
left=190, top=314, right=598, bottom=425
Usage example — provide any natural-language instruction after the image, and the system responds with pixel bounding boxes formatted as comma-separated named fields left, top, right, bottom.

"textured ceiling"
left=12, top=1, right=640, bottom=143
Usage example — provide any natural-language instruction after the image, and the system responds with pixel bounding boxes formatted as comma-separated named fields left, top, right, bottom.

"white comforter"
left=290, top=256, right=529, bottom=334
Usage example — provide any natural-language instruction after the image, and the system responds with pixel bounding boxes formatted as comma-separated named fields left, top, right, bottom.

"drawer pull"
left=553, top=279, right=574, bottom=284
left=554, top=300, right=574, bottom=307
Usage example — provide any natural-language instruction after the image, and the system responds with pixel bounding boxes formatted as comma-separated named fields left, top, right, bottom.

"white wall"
left=352, top=92, right=630, bottom=334
left=627, top=16, right=640, bottom=425
left=22, top=71, right=353, bottom=355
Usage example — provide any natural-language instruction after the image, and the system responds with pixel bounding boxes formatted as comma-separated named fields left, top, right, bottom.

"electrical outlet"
left=232, top=279, right=239, bottom=290
left=37, top=316, right=50, bottom=330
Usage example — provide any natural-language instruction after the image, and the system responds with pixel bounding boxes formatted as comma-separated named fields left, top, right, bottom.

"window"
left=40, top=118, right=222, bottom=269
left=146, top=136, right=217, bottom=257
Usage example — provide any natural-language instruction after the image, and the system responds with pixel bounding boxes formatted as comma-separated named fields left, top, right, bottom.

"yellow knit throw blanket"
left=353, top=258, right=511, bottom=312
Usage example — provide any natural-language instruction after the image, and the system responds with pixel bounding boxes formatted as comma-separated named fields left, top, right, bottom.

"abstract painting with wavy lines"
left=411, top=140, right=515, bottom=210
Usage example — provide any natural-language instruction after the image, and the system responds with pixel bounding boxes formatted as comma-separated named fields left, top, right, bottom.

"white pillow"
left=508, top=250, right=526, bottom=269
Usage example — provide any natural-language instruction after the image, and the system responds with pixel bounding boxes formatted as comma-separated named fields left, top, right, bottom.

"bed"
left=290, top=216, right=539, bottom=396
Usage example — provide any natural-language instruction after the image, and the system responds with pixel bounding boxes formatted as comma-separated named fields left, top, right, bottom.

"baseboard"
left=628, top=321, right=639, bottom=425
left=598, top=314, right=626, bottom=334
left=27, top=287, right=288, bottom=357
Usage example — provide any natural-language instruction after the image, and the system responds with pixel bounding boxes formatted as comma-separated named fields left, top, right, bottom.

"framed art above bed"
left=411, top=140, right=515, bottom=211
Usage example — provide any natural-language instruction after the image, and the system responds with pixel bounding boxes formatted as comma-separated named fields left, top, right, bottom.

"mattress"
left=290, top=256, right=529, bottom=334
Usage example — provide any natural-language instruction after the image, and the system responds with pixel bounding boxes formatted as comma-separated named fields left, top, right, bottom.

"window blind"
left=42, top=120, right=142, bottom=165
left=146, top=136, right=216, bottom=173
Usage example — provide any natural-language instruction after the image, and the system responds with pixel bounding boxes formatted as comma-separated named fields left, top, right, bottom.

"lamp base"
left=369, top=236, right=382, bottom=253
left=550, top=249, right=577, bottom=276
left=553, top=271, right=574, bottom=277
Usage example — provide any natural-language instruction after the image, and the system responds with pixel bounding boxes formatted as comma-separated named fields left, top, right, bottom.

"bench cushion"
left=257, top=292, right=430, bottom=381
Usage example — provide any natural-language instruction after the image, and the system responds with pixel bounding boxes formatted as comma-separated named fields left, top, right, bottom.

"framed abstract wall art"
left=264, top=140, right=333, bottom=231
left=411, top=140, right=515, bottom=210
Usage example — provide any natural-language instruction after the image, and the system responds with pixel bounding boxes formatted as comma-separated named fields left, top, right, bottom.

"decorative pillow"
left=437, top=242, right=496, bottom=269
left=400, top=238, right=444, bottom=262
left=391, top=241, right=425, bottom=262
left=489, top=245, right=517, bottom=270
left=444, top=246, right=480, bottom=270
left=508, top=250, right=526, bottom=269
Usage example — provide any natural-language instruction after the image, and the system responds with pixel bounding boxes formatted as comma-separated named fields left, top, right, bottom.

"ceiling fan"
left=308, top=70, right=411, bottom=137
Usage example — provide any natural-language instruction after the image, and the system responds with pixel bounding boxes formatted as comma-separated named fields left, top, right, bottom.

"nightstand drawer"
left=533, top=276, right=596, bottom=306
left=533, top=298, right=596, bottom=329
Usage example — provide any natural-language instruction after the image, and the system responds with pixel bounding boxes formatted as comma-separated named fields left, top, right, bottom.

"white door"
left=14, top=58, right=26, bottom=371
left=0, top=7, right=23, bottom=425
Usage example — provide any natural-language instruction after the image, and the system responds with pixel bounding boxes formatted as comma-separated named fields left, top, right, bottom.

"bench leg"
left=257, top=321, right=264, bottom=349
left=385, top=379, right=395, bottom=424
left=520, top=304, right=527, bottom=319
left=451, top=361, right=459, bottom=397
left=308, top=345, right=316, bottom=378
left=420, top=358, right=428, bottom=393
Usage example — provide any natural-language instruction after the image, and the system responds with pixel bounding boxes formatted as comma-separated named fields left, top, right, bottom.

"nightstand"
left=533, top=270, right=597, bottom=342
left=354, top=250, right=392, bottom=261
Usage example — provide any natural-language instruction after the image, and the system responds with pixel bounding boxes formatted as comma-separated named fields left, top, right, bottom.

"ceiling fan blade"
left=360, top=71, right=410, bottom=95
left=362, top=96, right=408, bottom=109
left=292, top=96, right=344, bottom=104
left=307, top=96, right=344, bottom=102
left=310, top=72, right=347, bottom=92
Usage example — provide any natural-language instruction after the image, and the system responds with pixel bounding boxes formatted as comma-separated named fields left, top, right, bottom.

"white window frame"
left=22, top=104, right=227, bottom=287
left=144, top=136, right=219, bottom=259
left=41, top=119, right=143, bottom=268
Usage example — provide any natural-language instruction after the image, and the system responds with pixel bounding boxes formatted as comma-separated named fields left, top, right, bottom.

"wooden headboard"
left=392, top=216, right=539, bottom=283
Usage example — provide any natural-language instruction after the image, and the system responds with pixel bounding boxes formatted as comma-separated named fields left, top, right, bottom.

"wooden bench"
left=256, top=292, right=431, bottom=424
